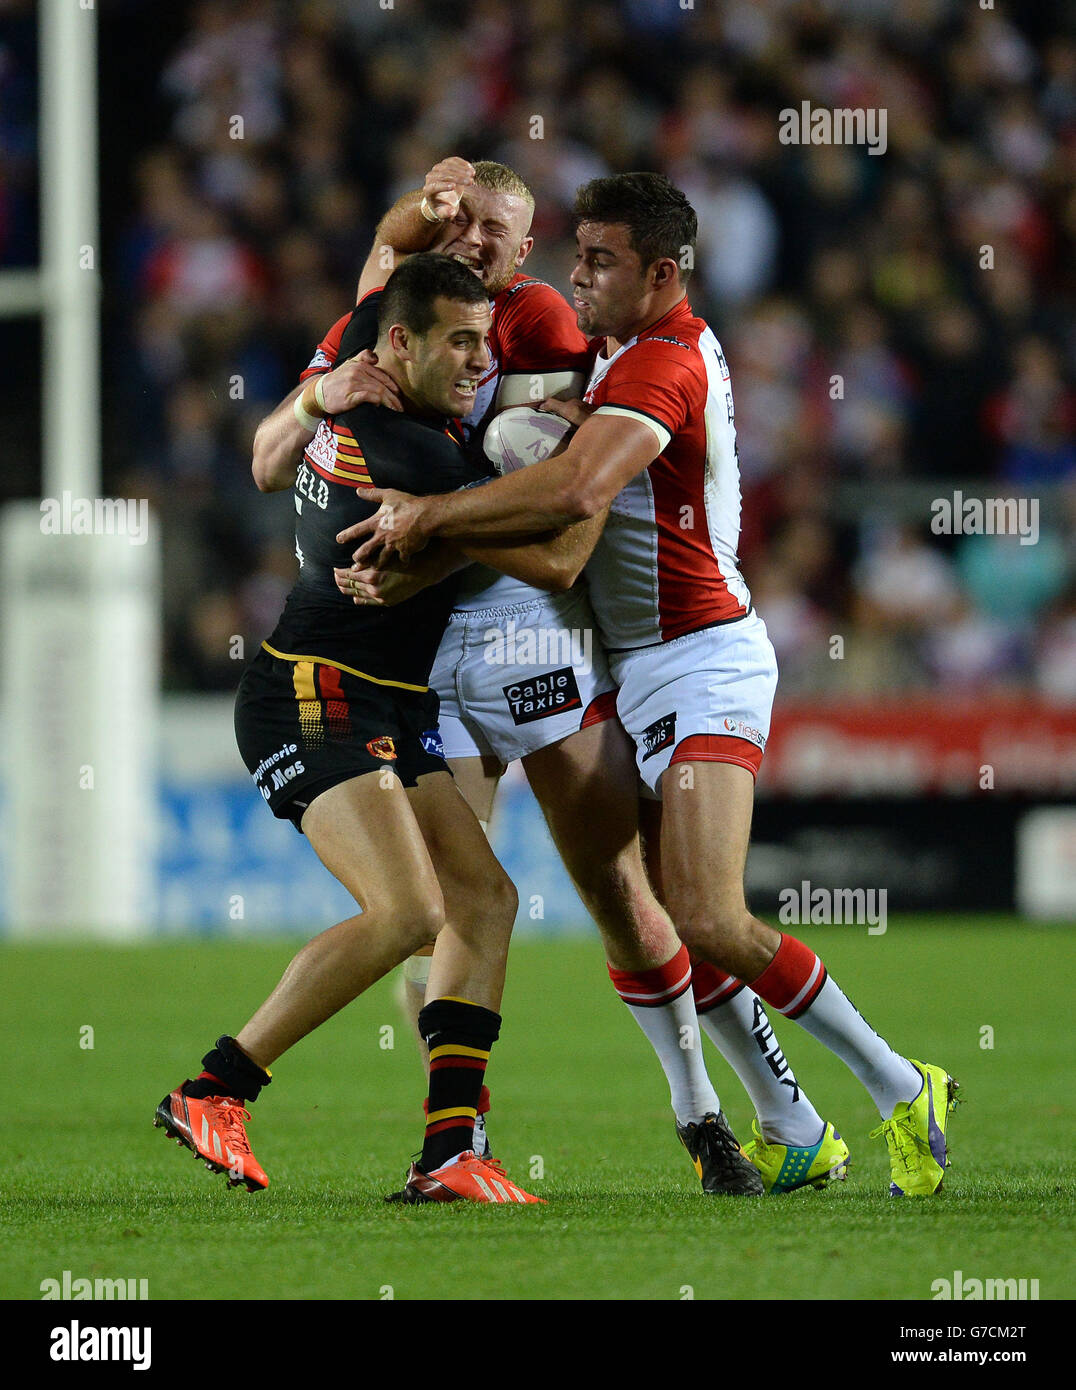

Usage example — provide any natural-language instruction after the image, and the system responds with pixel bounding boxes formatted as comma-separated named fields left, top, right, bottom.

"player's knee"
left=670, top=899, right=752, bottom=957
left=464, top=866, right=517, bottom=935
left=438, top=862, right=516, bottom=940
left=480, top=868, right=518, bottom=930
left=404, top=907, right=445, bottom=953
left=391, top=889, right=446, bottom=952
left=583, top=869, right=674, bottom=952
left=570, top=856, right=630, bottom=909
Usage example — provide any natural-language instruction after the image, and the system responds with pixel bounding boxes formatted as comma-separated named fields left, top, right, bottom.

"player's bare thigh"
left=658, top=760, right=780, bottom=980
left=300, top=769, right=444, bottom=935
left=522, top=717, right=679, bottom=969
left=449, top=751, right=504, bottom=825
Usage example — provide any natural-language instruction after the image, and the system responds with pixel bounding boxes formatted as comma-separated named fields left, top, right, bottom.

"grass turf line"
left=1, top=920, right=1072, bottom=1301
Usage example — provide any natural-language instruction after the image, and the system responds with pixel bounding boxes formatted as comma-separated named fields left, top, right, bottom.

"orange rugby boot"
left=155, top=1086, right=269, bottom=1192
left=385, top=1151, right=544, bottom=1205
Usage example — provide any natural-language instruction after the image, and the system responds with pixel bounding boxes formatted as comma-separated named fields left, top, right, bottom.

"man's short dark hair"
left=573, top=172, right=698, bottom=281
left=377, top=252, right=488, bottom=337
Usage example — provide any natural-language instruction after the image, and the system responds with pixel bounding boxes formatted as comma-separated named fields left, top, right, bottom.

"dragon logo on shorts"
left=366, top=736, right=397, bottom=760
left=641, top=712, right=677, bottom=761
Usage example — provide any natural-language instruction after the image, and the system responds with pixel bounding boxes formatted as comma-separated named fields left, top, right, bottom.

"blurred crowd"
left=4, top=0, right=1074, bottom=697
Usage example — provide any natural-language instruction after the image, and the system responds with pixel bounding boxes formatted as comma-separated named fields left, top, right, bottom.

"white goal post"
left=0, top=1, right=159, bottom=936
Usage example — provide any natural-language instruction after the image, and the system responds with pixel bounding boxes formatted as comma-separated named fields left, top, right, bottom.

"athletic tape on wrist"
left=293, top=393, right=321, bottom=433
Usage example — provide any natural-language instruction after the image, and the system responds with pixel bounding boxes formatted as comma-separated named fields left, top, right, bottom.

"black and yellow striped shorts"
left=234, top=644, right=447, bottom=831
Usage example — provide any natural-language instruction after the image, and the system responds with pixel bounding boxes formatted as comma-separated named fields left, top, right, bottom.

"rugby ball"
left=482, top=406, right=573, bottom=475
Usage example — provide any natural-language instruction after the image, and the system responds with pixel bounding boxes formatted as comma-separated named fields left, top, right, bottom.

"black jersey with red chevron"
left=269, top=295, right=487, bottom=687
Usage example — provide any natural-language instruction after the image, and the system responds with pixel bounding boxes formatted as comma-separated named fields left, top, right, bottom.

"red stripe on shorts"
left=669, top=733, right=763, bottom=778
left=581, top=689, right=618, bottom=729
left=317, top=664, right=352, bottom=739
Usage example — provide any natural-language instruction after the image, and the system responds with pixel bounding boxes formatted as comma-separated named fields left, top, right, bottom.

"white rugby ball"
left=482, top=406, right=573, bottom=475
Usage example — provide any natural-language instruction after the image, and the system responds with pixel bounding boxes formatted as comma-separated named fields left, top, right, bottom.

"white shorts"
left=431, top=586, right=618, bottom=764
left=609, top=609, right=779, bottom=798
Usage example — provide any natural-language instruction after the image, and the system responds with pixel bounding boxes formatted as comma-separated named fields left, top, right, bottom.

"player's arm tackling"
left=340, top=410, right=660, bottom=562
left=336, top=505, right=607, bottom=604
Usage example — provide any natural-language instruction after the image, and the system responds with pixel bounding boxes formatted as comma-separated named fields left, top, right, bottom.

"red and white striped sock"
left=608, top=944, right=720, bottom=1125
left=691, top=960, right=824, bottom=1146
left=750, top=935, right=920, bottom=1117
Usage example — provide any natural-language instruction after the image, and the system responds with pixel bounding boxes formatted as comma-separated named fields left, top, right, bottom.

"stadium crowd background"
left=2, top=0, right=1073, bottom=700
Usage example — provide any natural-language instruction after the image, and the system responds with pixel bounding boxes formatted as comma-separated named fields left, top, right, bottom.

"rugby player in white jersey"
left=287, top=159, right=849, bottom=1194
left=341, top=172, right=960, bottom=1198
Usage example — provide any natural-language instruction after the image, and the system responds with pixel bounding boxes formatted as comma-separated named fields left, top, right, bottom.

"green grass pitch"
left=2, top=919, right=1072, bottom=1303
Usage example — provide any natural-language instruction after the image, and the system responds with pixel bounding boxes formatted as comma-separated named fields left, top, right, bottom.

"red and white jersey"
left=303, top=272, right=589, bottom=610
left=582, top=298, right=752, bottom=650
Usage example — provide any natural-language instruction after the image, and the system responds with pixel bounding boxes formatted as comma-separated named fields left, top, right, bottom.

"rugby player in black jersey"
left=155, top=254, right=594, bottom=1204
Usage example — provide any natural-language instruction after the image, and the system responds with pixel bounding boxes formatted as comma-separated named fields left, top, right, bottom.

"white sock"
left=794, top=977, right=921, bottom=1117
left=698, top=987, right=825, bottom=1146
left=608, top=946, right=721, bottom=1125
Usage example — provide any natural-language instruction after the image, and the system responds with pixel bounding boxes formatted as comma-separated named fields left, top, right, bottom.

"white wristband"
left=293, top=393, right=321, bottom=433
left=419, top=196, right=441, bottom=224
left=403, top=953, right=432, bottom=986
left=313, top=374, right=328, bottom=412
